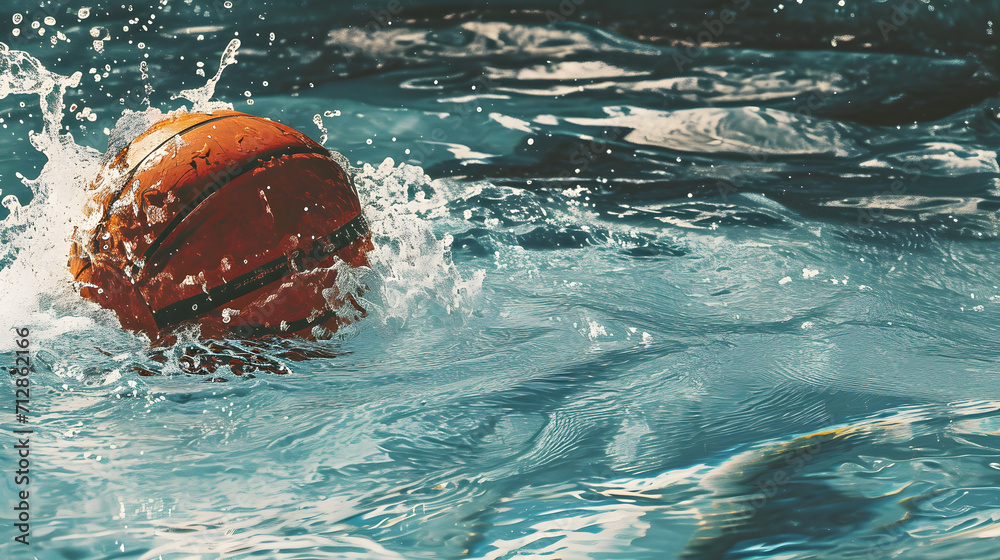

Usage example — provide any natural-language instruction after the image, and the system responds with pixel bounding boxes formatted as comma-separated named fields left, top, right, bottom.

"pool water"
left=2, top=1, right=1000, bottom=558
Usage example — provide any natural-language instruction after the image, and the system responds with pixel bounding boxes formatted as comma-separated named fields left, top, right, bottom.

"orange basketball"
left=68, top=110, right=372, bottom=343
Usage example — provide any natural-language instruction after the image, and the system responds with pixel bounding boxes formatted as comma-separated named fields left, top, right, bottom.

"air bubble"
left=12, top=14, right=22, bottom=25
left=224, top=0, right=233, bottom=7
left=43, top=16, right=55, bottom=26
left=269, top=32, right=275, bottom=41
left=78, top=7, right=91, bottom=19
left=244, top=90, right=251, bottom=97
left=262, top=80, right=268, bottom=86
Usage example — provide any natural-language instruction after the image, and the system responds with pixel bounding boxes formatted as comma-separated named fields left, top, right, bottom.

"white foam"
left=0, top=41, right=482, bottom=368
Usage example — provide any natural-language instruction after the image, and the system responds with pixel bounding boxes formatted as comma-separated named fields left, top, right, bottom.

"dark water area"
left=1, top=1, right=1000, bottom=559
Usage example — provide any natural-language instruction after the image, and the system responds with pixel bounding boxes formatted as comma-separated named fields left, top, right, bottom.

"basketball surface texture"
left=68, top=110, right=372, bottom=342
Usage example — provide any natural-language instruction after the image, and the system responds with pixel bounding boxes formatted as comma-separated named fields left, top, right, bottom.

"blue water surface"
left=2, top=1, right=1000, bottom=559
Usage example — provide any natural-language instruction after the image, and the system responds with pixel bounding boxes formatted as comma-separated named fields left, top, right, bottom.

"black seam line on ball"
left=92, top=113, right=241, bottom=252
left=137, top=145, right=333, bottom=278
left=72, top=260, right=92, bottom=280
left=150, top=213, right=369, bottom=330
left=233, top=309, right=338, bottom=338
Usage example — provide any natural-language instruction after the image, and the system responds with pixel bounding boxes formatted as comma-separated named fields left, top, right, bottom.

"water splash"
left=0, top=45, right=102, bottom=351
left=172, top=38, right=241, bottom=112
left=313, top=113, right=328, bottom=145
left=0, top=38, right=483, bottom=374
left=351, top=157, right=484, bottom=329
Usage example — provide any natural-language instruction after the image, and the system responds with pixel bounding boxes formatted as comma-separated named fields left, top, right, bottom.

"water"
left=1, top=1, right=1000, bottom=558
